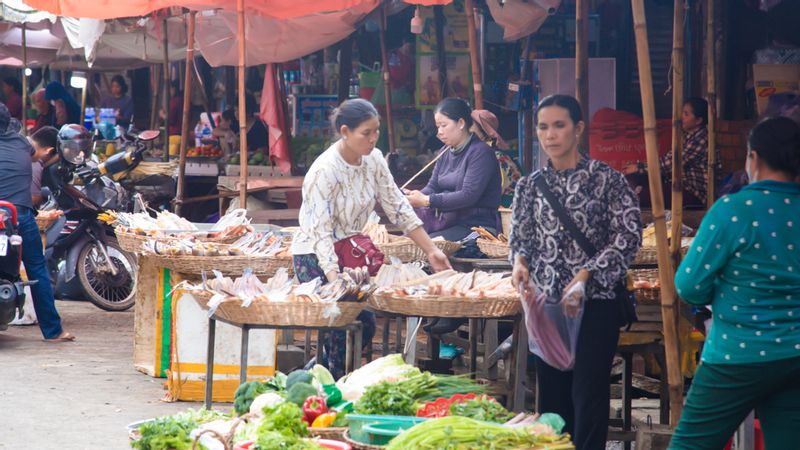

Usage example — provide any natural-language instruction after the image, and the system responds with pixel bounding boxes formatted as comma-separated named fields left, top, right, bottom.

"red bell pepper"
left=302, top=395, right=327, bottom=424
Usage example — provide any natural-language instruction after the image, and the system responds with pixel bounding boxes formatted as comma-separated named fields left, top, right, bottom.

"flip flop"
left=44, top=332, right=76, bottom=343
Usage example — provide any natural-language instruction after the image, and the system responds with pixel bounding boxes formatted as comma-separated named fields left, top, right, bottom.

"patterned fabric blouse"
left=509, top=158, right=642, bottom=300
left=659, top=127, right=720, bottom=205
left=291, top=141, right=422, bottom=275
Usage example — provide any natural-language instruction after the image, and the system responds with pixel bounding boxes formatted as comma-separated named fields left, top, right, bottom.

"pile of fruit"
left=187, top=144, right=223, bottom=158
left=228, top=150, right=272, bottom=166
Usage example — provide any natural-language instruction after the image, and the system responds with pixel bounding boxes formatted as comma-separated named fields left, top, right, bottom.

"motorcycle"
left=42, top=128, right=160, bottom=311
left=0, top=202, right=35, bottom=329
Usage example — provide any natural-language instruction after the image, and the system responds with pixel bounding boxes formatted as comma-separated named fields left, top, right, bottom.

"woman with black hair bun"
left=669, top=116, right=800, bottom=449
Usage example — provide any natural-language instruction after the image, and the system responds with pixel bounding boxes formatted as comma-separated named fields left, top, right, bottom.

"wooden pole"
left=631, top=0, right=683, bottom=426
left=434, top=6, right=448, bottom=98
left=150, top=66, right=160, bottom=131
left=237, top=0, right=248, bottom=208
left=575, top=0, right=589, bottom=150
left=21, top=23, right=28, bottom=136
left=706, top=0, right=717, bottom=210
left=670, top=0, right=686, bottom=260
left=163, top=17, right=171, bottom=161
left=464, top=0, right=483, bottom=108
left=520, top=35, right=534, bottom=173
left=337, top=38, right=353, bottom=103
left=378, top=6, right=396, bottom=153
left=175, top=11, right=196, bottom=217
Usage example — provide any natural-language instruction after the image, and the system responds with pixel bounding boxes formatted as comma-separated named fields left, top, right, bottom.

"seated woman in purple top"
left=404, top=98, right=502, bottom=334
left=404, top=98, right=502, bottom=242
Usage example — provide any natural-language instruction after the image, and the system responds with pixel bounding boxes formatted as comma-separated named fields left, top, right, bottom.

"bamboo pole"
left=464, top=0, right=483, bottom=108
left=706, top=0, right=717, bottom=210
left=631, top=0, right=683, bottom=426
left=575, top=0, right=589, bottom=150
left=175, top=11, right=196, bottom=217
left=162, top=17, right=171, bottom=161
left=150, top=66, right=160, bottom=131
left=237, top=0, right=248, bottom=208
left=21, top=23, right=28, bottom=135
left=378, top=6, right=396, bottom=153
left=670, top=0, right=686, bottom=260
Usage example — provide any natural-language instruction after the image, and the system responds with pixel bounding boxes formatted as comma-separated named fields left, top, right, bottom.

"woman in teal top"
left=670, top=117, right=800, bottom=450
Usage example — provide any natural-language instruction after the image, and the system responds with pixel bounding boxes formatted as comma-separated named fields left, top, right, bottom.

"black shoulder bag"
left=532, top=172, right=638, bottom=330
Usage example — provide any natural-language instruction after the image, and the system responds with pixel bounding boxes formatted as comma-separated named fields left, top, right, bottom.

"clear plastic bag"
left=520, top=281, right=585, bottom=371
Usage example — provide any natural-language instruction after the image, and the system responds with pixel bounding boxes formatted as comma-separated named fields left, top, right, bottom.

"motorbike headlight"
left=61, top=139, right=91, bottom=165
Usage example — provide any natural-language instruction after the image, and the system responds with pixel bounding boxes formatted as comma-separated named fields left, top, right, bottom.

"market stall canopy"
left=22, top=0, right=382, bottom=20
left=193, top=3, right=376, bottom=67
left=0, top=0, right=56, bottom=23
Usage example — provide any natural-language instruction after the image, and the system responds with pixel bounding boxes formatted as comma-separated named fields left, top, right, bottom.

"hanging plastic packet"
left=206, top=292, right=226, bottom=318
left=322, top=302, right=342, bottom=325
left=236, top=268, right=259, bottom=307
left=295, top=278, right=322, bottom=297
left=520, top=281, right=584, bottom=371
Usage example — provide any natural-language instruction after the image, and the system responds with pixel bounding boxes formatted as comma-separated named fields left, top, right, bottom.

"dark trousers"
left=670, top=356, right=800, bottom=450
left=625, top=172, right=704, bottom=209
left=535, top=299, right=621, bottom=450
left=18, top=208, right=62, bottom=339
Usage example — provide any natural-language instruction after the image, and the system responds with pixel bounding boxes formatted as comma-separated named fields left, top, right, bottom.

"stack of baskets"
left=115, top=230, right=242, bottom=253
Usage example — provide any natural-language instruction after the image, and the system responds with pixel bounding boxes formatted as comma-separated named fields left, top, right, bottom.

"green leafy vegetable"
left=354, top=381, right=419, bottom=416
left=254, top=431, right=324, bottom=450
left=257, top=403, right=310, bottom=438
left=448, top=396, right=515, bottom=423
left=131, top=409, right=229, bottom=450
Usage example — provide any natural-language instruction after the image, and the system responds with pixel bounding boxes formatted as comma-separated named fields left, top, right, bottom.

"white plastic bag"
left=520, top=282, right=584, bottom=371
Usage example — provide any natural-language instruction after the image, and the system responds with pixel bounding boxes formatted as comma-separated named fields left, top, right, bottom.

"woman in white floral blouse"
left=510, top=95, right=642, bottom=450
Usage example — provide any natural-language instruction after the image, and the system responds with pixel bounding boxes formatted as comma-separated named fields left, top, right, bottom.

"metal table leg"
left=395, top=317, right=403, bottom=354
left=240, top=325, right=249, bottom=385
left=204, top=317, right=217, bottom=409
left=316, top=330, right=325, bottom=364
left=345, top=326, right=354, bottom=373
left=469, top=319, right=479, bottom=377
left=622, top=352, right=633, bottom=450
left=404, top=317, right=419, bottom=364
left=353, top=322, right=363, bottom=370
left=382, top=316, right=390, bottom=356
left=510, top=316, right=528, bottom=412
left=484, top=320, right=499, bottom=380
left=304, top=330, right=312, bottom=362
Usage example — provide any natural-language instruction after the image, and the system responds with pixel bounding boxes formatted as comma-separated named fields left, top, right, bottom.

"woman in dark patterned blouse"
left=510, top=95, right=642, bottom=450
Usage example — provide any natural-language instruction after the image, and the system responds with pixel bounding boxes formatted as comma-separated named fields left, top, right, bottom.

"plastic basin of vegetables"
left=363, top=422, right=424, bottom=445
left=346, top=415, right=428, bottom=444
left=233, top=439, right=352, bottom=450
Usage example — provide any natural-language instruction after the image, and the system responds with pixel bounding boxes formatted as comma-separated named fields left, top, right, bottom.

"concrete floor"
left=0, top=300, right=199, bottom=450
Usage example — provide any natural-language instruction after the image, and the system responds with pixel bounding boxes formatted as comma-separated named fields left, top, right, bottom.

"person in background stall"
left=291, top=98, right=451, bottom=379
left=510, top=95, right=641, bottom=450
left=44, top=81, right=81, bottom=127
left=101, top=75, right=134, bottom=128
left=2, top=77, right=23, bottom=120
left=213, top=95, right=268, bottom=155
left=0, top=104, right=73, bottom=342
left=623, top=97, right=721, bottom=208
left=404, top=98, right=502, bottom=335
left=159, top=80, right=183, bottom=136
left=668, top=117, right=800, bottom=450
left=29, top=126, right=58, bottom=208
left=30, top=88, right=55, bottom=133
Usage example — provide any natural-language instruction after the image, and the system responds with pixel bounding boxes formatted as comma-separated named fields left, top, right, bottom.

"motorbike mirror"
left=137, top=130, right=160, bottom=142
left=40, top=186, right=52, bottom=201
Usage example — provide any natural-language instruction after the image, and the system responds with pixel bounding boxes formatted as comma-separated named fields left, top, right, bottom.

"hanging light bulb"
left=70, top=71, right=87, bottom=89
left=410, top=7, right=423, bottom=34
left=24, top=68, right=32, bottom=77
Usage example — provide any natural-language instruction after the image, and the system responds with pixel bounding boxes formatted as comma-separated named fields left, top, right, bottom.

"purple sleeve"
left=420, top=154, right=442, bottom=196
left=429, top=147, right=497, bottom=211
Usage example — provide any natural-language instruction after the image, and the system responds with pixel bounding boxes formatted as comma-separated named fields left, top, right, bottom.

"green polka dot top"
left=676, top=180, right=800, bottom=364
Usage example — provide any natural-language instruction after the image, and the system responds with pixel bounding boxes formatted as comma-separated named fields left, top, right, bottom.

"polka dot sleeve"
left=675, top=196, right=743, bottom=305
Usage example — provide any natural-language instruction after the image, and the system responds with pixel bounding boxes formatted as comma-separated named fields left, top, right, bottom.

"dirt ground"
left=0, top=300, right=208, bottom=450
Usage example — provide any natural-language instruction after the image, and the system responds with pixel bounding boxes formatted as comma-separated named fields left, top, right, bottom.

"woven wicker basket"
left=114, top=230, right=244, bottom=254
left=343, top=430, right=385, bottom=450
left=633, top=245, right=690, bottom=266
left=212, top=298, right=365, bottom=327
left=369, top=291, right=520, bottom=318
left=632, top=269, right=661, bottom=304
left=146, top=253, right=293, bottom=277
left=377, top=236, right=461, bottom=263
left=476, top=238, right=510, bottom=259
left=309, top=427, right=347, bottom=441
